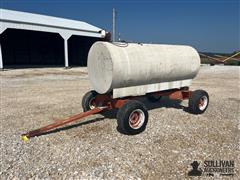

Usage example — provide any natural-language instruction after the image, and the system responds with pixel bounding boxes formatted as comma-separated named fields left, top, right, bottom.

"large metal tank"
left=88, top=42, right=200, bottom=95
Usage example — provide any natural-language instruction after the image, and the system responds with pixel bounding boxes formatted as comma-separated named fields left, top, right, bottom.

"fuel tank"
left=87, top=42, right=200, bottom=96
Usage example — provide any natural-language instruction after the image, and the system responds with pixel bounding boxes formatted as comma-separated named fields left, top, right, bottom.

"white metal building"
left=0, top=9, right=107, bottom=69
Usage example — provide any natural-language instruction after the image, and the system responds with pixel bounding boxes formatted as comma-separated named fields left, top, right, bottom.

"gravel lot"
left=1, top=65, right=239, bottom=179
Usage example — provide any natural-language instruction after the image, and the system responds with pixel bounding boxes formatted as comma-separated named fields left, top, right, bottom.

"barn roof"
left=0, top=8, right=106, bottom=38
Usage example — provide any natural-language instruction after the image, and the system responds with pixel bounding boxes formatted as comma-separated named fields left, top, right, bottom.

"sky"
left=1, top=0, right=239, bottom=53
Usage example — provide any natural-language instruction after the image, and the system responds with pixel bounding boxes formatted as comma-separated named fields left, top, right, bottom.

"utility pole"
left=112, top=8, right=116, bottom=42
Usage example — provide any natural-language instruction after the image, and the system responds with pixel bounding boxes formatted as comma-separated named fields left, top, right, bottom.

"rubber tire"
left=82, top=90, right=98, bottom=112
left=147, top=95, right=162, bottom=103
left=117, top=100, right=148, bottom=135
left=188, top=90, right=209, bottom=114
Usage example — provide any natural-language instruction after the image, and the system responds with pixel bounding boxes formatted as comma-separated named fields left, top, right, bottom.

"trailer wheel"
left=188, top=90, right=209, bottom=114
left=117, top=100, right=148, bottom=135
left=147, top=94, right=162, bottom=103
left=82, top=90, right=98, bottom=112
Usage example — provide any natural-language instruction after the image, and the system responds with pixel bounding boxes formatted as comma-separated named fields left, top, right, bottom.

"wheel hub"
left=129, top=109, right=145, bottom=129
left=89, top=98, right=96, bottom=109
left=199, top=96, right=208, bottom=111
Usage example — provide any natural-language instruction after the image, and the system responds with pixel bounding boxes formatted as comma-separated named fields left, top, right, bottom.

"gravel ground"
left=0, top=65, right=239, bottom=179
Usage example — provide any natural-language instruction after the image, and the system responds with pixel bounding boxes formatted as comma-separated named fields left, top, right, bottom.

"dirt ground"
left=0, top=65, right=239, bottom=179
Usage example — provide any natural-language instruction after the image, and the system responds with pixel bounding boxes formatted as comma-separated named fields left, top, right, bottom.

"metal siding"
left=0, top=9, right=103, bottom=33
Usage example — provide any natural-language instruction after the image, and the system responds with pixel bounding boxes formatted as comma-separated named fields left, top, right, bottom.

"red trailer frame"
left=21, top=87, right=209, bottom=142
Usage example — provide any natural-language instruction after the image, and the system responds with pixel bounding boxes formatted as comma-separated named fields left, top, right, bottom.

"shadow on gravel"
left=134, top=96, right=189, bottom=112
left=35, top=97, right=190, bottom=137
left=143, top=96, right=185, bottom=110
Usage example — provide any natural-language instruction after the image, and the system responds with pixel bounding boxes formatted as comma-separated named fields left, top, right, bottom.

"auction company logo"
left=188, top=160, right=235, bottom=177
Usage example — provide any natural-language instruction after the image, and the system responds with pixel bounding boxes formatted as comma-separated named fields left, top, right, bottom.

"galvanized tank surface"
left=88, top=42, right=200, bottom=96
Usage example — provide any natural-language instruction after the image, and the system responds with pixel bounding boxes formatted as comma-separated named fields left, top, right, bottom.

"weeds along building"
left=0, top=9, right=108, bottom=69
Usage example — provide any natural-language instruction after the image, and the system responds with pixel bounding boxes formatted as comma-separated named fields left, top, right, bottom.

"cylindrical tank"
left=87, top=42, right=200, bottom=94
